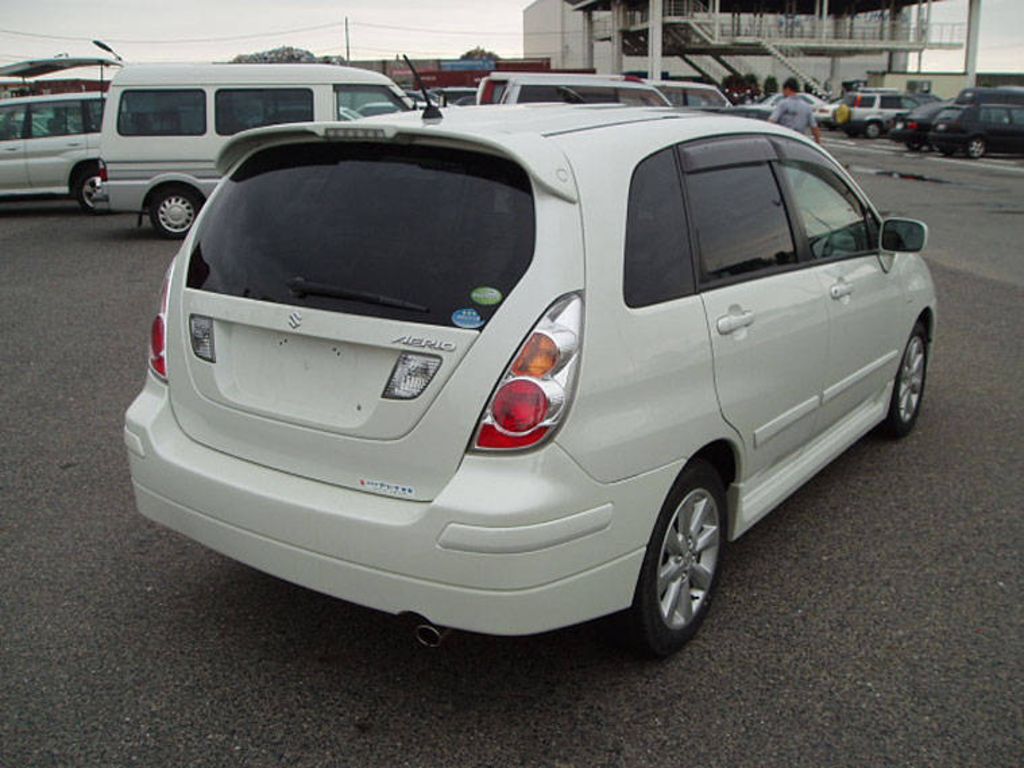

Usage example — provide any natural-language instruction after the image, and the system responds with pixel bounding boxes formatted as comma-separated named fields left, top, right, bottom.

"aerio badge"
left=451, top=308, right=484, bottom=329
left=288, top=310, right=302, bottom=330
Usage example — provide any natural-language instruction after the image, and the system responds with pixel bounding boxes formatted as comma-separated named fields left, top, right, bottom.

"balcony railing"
left=594, top=8, right=964, bottom=47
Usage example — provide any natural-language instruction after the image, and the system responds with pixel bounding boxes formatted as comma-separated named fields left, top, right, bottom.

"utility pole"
left=345, top=17, right=351, bottom=63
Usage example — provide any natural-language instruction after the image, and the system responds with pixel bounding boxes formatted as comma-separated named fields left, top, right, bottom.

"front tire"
left=880, top=322, right=928, bottom=439
left=966, top=137, right=987, bottom=159
left=149, top=185, right=202, bottom=239
left=864, top=122, right=882, bottom=140
left=618, top=460, right=726, bottom=658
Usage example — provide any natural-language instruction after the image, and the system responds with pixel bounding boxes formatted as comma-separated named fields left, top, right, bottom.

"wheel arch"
left=916, top=306, right=935, bottom=343
left=682, top=438, right=741, bottom=536
left=142, top=179, right=206, bottom=212
left=67, top=158, right=100, bottom=191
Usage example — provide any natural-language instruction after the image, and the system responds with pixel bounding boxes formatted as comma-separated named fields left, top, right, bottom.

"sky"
left=0, top=0, right=1020, bottom=75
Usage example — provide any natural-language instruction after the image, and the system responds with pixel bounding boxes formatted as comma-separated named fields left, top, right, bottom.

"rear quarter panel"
left=552, top=123, right=735, bottom=485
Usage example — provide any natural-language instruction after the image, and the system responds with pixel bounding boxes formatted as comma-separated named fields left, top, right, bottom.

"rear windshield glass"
left=188, top=142, right=535, bottom=329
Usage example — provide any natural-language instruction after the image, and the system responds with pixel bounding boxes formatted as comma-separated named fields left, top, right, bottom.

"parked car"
left=94, top=63, right=412, bottom=238
left=888, top=100, right=952, bottom=151
left=953, top=86, right=1024, bottom=108
left=730, top=91, right=827, bottom=121
left=429, top=87, right=478, bottom=107
left=649, top=80, right=730, bottom=109
left=477, top=72, right=670, bottom=107
left=0, top=92, right=105, bottom=212
left=929, top=102, right=1024, bottom=159
left=814, top=97, right=843, bottom=130
left=125, top=105, right=935, bottom=658
left=835, top=89, right=928, bottom=138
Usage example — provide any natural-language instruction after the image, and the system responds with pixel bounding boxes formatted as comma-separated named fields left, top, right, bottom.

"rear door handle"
left=3, top=146, right=20, bottom=152
left=716, top=309, right=755, bottom=335
left=830, top=280, right=854, bottom=300
left=65, top=142, right=82, bottom=147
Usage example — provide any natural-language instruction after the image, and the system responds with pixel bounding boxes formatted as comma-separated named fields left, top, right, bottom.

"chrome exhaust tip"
left=414, top=623, right=452, bottom=648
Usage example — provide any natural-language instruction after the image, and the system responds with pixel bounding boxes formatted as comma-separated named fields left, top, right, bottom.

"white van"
left=96, top=63, right=412, bottom=237
left=0, top=92, right=105, bottom=211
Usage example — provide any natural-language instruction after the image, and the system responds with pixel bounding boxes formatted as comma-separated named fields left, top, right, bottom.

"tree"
left=232, top=46, right=318, bottom=64
left=461, top=47, right=499, bottom=61
left=763, top=75, right=779, bottom=95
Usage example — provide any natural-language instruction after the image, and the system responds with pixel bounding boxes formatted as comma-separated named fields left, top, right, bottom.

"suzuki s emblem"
left=288, top=311, right=303, bottom=330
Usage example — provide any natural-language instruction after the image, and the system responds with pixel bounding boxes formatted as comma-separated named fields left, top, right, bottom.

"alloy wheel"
left=898, top=335, right=926, bottom=423
left=656, top=488, right=720, bottom=630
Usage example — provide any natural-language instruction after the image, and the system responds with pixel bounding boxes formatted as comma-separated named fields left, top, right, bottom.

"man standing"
left=769, top=77, right=822, bottom=145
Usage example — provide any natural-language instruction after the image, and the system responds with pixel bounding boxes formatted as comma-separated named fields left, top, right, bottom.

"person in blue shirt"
left=769, top=77, right=822, bottom=145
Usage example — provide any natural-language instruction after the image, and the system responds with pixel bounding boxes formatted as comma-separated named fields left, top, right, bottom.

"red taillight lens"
left=491, top=379, right=549, bottom=434
left=473, top=293, right=582, bottom=452
left=908, top=121, right=919, bottom=130
left=150, top=315, right=166, bottom=378
left=98, top=159, right=108, bottom=182
left=149, top=262, right=172, bottom=381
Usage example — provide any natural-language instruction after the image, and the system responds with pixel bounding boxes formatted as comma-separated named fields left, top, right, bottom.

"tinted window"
left=188, top=143, right=535, bottom=329
left=118, top=90, right=206, bottom=136
left=214, top=89, right=313, bottom=136
left=83, top=99, right=104, bottom=133
left=624, top=149, right=694, bottom=307
left=335, top=85, right=409, bottom=119
left=979, top=107, right=1011, bottom=125
left=0, top=104, right=27, bottom=140
left=935, top=107, right=963, bottom=123
left=688, top=163, right=796, bottom=282
left=616, top=87, right=668, bottom=107
left=782, top=163, right=875, bottom=259
left=28, top=101, right=84, bottom=138
left=657, top=87, right=686, bottom=107
left=1011, top=108, right=1024, bottom=125
left=687, top=89, right=727, bottom=107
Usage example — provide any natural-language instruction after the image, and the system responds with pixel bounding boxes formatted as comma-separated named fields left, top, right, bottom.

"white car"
left=125, top=105, right=935, bottom=657
left=477, top=72, right=670, bottom=107
left=649, top=79, right=730, bottom=109
left=0, top=92, right=105, bottom=212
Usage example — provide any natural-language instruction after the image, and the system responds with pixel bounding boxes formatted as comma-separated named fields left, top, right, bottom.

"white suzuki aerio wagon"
left=125, top=105, right=935, bottom=657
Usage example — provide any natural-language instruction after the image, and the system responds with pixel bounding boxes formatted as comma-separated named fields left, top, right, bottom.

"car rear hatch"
left=166, top=131, right=583, bottom=500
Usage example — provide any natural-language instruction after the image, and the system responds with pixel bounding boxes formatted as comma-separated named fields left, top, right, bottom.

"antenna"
left=403, top=55, right=442, bottom=122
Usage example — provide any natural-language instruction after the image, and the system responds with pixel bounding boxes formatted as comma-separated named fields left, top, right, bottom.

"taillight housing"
left=907, top=121, right=919, bottom=131
left=97, top=159, right=108, bottom=182
left=149, top=262, right=173, bottom=381
left=473, top=293, right=583, bottom=452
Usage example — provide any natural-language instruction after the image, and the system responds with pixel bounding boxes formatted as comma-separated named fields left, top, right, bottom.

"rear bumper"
left=124, top=377, right=673, bottom=635
left=927, top=133, right=968, bottom=151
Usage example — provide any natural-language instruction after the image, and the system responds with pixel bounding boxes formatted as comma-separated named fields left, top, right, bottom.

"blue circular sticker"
left=451, top=308, right=484, bottom=329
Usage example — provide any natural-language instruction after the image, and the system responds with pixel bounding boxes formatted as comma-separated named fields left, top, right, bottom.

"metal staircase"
left=760, top=41, right=828, bottom=97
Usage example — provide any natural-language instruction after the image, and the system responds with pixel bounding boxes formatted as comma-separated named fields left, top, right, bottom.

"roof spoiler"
left=215, top=121, right=579, bottom=203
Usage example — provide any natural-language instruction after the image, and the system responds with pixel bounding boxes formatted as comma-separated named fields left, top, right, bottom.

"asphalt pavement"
left=1, top=142, right=1022, bottom=767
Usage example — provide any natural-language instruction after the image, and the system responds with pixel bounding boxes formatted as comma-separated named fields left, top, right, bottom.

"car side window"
left=623, top=148, right=695, bottom=307
left=334, top=85, right=409, bottom=119
left=880, top=95, right=902, bottom=110
left=687, top=162, right=797, bottom=282
left=781, top=162, right=876, bottom=260
left=118, top=90, right=206, bottom=136
left=82, top=99, right=104, bottom=133
left=979, top=107, right=1011, bottom=125
left=0, top=105, right=27, bottom=140
left=1011, top=108, right=1024, bottom=125
left=215, top=88, right=314, bottom=136
left=27, top=102, right=84, bottom=138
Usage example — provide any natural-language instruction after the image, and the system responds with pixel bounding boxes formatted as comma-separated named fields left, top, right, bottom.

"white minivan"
left=0, top=92, right=105, bottom=211
left=96, top=63, right=412, bottom=238
left=125, top=105, right=935, bottom=657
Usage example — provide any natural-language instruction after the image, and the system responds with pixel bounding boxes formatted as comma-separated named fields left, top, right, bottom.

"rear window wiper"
left=286, top=277, right=429, bottom=313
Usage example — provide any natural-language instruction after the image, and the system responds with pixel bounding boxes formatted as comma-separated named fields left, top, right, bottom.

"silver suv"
left=0, top=92, right=104, bottom=211
left=836, top=89, right=929, bottom=139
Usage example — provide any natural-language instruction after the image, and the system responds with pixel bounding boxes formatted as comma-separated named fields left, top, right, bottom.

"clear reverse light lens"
left=189, top=314, right=216, bottom=362
left=383, top=353, right=441, bottom=400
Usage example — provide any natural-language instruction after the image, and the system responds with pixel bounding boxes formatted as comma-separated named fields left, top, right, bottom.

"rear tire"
left=71, top=165, right=101, bottom=214
left=880, top=322, right=928, bottom=439
left=148, top=184, right=202, bottom=239
left=613, top=460, right=726, bottom=658
left=905, top=141, right=922, bottom=152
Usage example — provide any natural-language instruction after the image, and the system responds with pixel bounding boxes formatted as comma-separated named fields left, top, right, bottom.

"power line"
left=0, top=21, right=345, bottom=45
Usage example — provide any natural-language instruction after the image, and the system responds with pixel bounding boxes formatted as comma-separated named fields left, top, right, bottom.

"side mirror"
left=880, top=218, right=928, bottom=253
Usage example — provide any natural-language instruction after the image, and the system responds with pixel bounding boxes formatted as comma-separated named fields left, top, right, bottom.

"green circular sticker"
left=470, top=286, right=503, bottom=306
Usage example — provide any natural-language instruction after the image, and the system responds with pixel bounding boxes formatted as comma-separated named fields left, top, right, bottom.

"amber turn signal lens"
left=511, top=333, right=559, bottom=378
